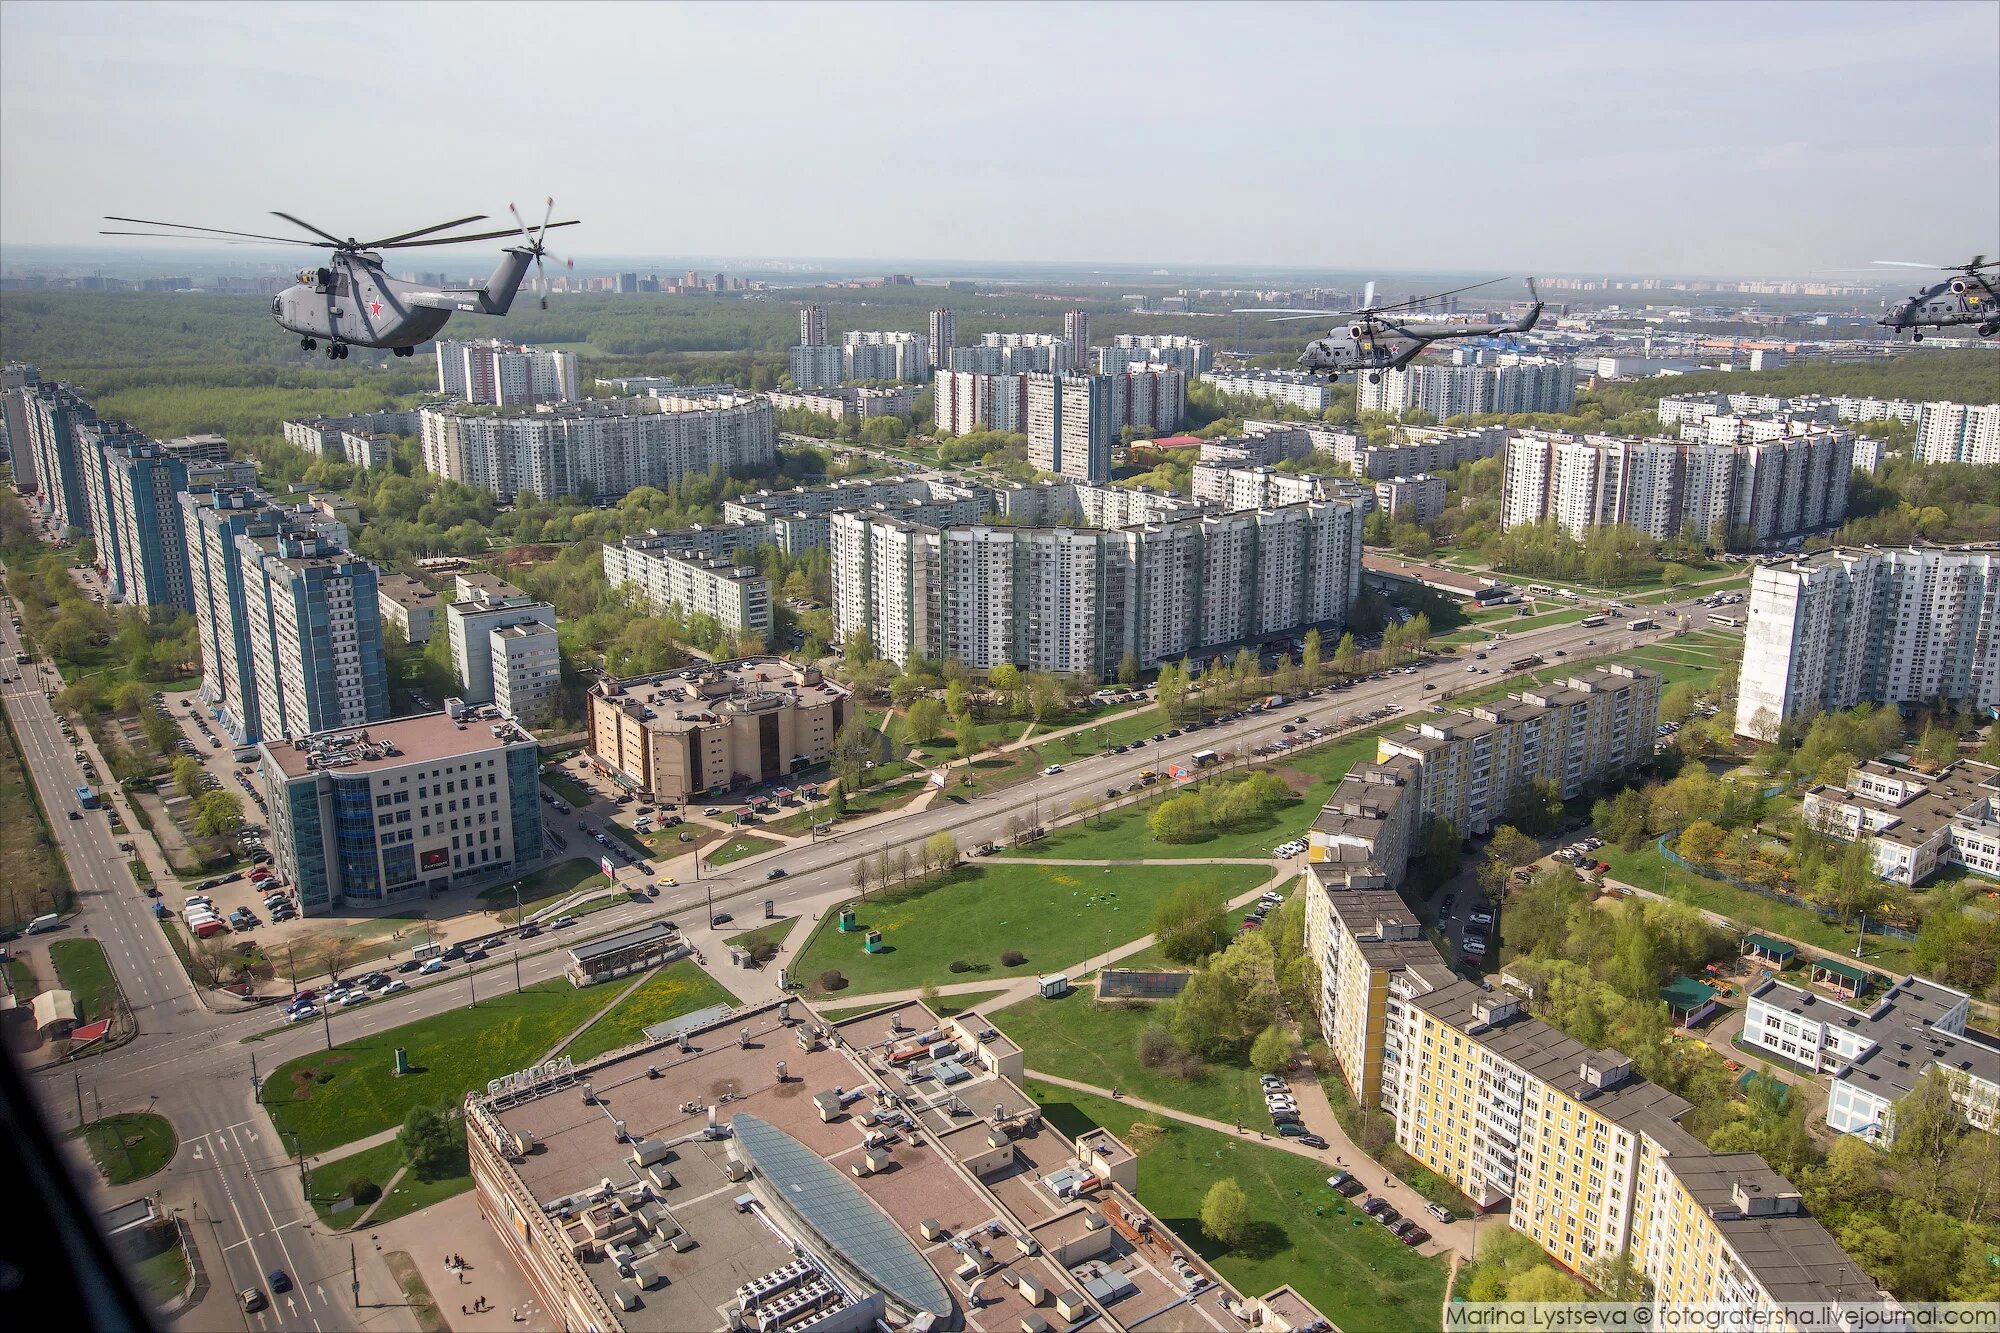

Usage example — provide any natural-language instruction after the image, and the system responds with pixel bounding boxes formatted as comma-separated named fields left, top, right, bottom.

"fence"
left=1656, top=833, right=1918, bottom=942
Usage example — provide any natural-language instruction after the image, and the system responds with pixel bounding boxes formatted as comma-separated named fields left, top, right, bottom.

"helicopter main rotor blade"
left=1871, top=260, right=1943, bottom=270
left=104, top=215, right=329, bottom=246
left=380, top=220, right=579, bottom=249
left=101, top=229, right=317, bottom=246
left=360, top=215, right=489, bottom=248
left=271, top=211, right=353, bottom=247
left=1364, top=277, right=1512, bottom=316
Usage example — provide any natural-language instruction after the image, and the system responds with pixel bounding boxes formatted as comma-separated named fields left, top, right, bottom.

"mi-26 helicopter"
left=102, top=201, right=578, bottom=359
left=1237, top=277, right=1542, bottom=382
left=1871, top=256, right=1998, bottom=340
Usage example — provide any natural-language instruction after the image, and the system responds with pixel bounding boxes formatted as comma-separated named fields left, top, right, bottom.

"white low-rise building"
left=1799, top=758, right=2000, bottom=886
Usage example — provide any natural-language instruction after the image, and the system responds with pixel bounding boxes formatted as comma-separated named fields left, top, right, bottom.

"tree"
left=922, top=831, right=958, bottom=878
left=1117, top=650, right=1141, bottom=686
left=827, top=781, right=848, bottom=818
left=191, top=789, right=244, bottom=838
left=173, top=754, right=205, bottom=801
left=1150, top=883, right=1228, bottom=963
left=1199, top=1178, right=1253, bottom=1250
left=850, top=858, right=874, bottom=900
left=1677, top=819, right=1727, bottom=866
left=1914, top=724, right=1957, bottom=771
left=1888, top=1068, right=1964, bottom=1206
left=1300, top=628, right=1322, bottom=686
left=1585, top=1249, right=1653, bottom=1302
left=318, top=932, right=357, bottom=983
left=1659, top=681, right=1698, bottom=725
left=904, top=697, right=945, bottom=745
left=191, top=935, right=233, bottom=986
left=1248, top=1024, right=1294, bottom=1075
left=400, top=1103, right=458, bottom=1181
left=1148, top=792, right=1213, bottom=844
left=953, top=711, right=981, bottom=765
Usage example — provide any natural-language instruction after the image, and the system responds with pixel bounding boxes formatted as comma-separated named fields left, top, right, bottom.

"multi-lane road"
left=3, top=565, right=1716, bottom=1331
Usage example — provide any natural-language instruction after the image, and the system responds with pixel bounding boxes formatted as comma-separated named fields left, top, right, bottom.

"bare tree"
left=850, top=858, right=874, bottom=901
left=192, top=936, right=233, bottom=987
left=875, top=852, right=894, bottom=893
left=317, top=932, right=358, bottom=983
left=892, top=847, right=912, bottom=888
left=278, top=934, right=324, bottom=985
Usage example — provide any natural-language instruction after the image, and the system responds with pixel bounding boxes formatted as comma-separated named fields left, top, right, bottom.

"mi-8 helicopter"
left=1237, top=278, right=1542, bottom=381
left=102, top=202, right=577, bottom=359
left=1872, top=256, right=1998, bottom=340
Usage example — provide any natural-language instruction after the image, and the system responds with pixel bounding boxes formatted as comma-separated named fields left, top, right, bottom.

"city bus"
left=1579, top=615, right=1607, bottom=628
left=1711, top=614, right=1743, bottom=628
left=74, top=785, right=99, bottom=810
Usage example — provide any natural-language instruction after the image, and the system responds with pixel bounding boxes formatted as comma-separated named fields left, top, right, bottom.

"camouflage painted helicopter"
left=1237, top=278, right=1542, bottom=382
left=1872, top=256, right=1999, bottom=340
left=102, top=201, right=577, bottom=358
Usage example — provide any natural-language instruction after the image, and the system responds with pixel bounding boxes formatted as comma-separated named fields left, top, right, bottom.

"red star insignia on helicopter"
left=369, top=300, right=382, bottom=316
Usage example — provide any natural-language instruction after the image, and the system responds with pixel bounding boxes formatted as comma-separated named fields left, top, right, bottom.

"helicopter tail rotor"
left=509, top=197, right=572, bottom=310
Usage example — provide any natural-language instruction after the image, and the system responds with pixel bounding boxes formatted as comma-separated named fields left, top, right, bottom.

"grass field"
left=1026, top=1084, right=1447, bottom=1332
left=263, top=979, right=616, bottom=1155
left=708, top=834, right=781, bottom=865
left=77, top=1112, right=176, bottom=1183
left=724, top=916, right=799, bottom=957
left=792, top=861, right=1270, bottom=996
left=49, top=938, right=118, bottom=1023
left=134, top=1240, right=190, bottom=1307
left=0, top=706, right=69, bottom=929
left=1003, top=730, right=1384, bottom=862
left=305, top=1136, right=473, bottom=1230
left=995, top=987, right=1272, bottom=1127
left=564, top=960, right=738, bottom=1063
left=480, top=857, right=604, bottom=912
left=538, top=770, right=592, bottom=807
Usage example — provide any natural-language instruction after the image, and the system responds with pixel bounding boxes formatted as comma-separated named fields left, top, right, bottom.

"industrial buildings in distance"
left=587, top=658, right=851, bottom=802
left=261, top=707, right=544, bottom=916
left=1734, top=544, right=2000, bottom=740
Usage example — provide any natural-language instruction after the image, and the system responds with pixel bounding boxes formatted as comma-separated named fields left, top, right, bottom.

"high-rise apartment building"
left=1374, top=473, right=1447, bottom=526
left=1063, top=308, right=1089, bottom=370
left=419, top=396, right=775, bottom=502
left=78, top=425, right=202, bottom=613
left=436, top=339, right=579, bottom=405
left=16, top=381, right=96, bottom=534
left=1915, top=401, right=2000, bottom=465
left=1358, top=357, right=1577, bottom=418
left=261, top=710, right=542, bottom=916
left=1735, top=544, right=2000, bottom=740
left=831, top=497, right=1362, bottom=677
left=282, top=409, right=420, bottom=467
left=1500, top=428, right=1852, bottom=548
left=840, top=331, right=929, bottom=384
left=601, top=535, right=773, bottom=637
left=1199, top=368, right=1335, bottom=413
left=1097, top=334, right=1213, bottom=376
left=240, top=529, right=391, bottom=743
left=798, top=305, right=827, bottom=348
left=788, top=344, right=844, bottom=390
left=1110, top=363, right=1188, bottom=435
left=1026, top=373, right=1112, bottom=482
left=952, top=333, right=1076, bottom=375
left=926, top=307, right=955, bottom=370
left=933, top=370, right=1029, bottom=436
left=0, top=362, right=39, bottom=481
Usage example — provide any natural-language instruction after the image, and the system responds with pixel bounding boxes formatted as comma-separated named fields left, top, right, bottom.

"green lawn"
left=77, top=1112, right=176, bottom=1183
left=481, top=857, right=604, bottom=912
left=819, top=987, right=1014, bottom=1023
left=134, top=1240, right=190, bottom=1307
left=564, top=961, right=739, bottom=1064
left=708, top=834, right=781, bottom=865
left=1026, top=1084, right=1447, bottom=1332
left=306, top=1136, right=472, bottom=1229
left=539, top=770, right=592, bottom=807
left=996, top=987, right=1272, bottom=1127
left=262, top=979, right=618, bottom=1155
left=792, top=861, right=1270, bottom=997
left=49, top=938, right=118, bottom=1022
left=724, top=917, right=800, bottom=958
left=1004, top=730, right=1384, bottom=861
left=1595, top=841, right=1914, bottom=973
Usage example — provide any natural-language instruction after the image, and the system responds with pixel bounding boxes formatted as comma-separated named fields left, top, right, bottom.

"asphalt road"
left=4, top=547, right=1717, bottom=1330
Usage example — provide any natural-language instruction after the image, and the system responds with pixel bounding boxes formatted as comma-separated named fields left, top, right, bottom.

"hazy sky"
left=3, top=0, right=1995, bottom=276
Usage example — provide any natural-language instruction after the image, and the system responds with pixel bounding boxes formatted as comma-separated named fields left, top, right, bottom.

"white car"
left=1043, top=764, right=1064, bottom=775
left=287, top=1006, right=318, bottom=1023
left=420, top=959, right=447, bottom=975
left=1462, top=932, right=1489, bottom=956
left=382, top=979, right=410, bottom=995
left=339, top=990, right=369, bottom=1006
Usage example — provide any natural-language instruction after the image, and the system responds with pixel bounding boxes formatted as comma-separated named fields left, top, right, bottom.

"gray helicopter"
left=102, top=201, right=577, bottom=359
left=1873, top=256, right=1998, bottom=340
left=1237, top=278, right=1542, bottom=382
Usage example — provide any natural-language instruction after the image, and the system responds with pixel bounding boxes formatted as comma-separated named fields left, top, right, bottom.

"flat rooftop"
left=1750, top=975, right=1999, bottom=1101
left=594, top=658, right=847, bottom=732
left=262, top=708, right=532, bottom=779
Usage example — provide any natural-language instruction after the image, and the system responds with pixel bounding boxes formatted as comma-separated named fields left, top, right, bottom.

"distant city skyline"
left=1, top=1, right=1995, bottom=275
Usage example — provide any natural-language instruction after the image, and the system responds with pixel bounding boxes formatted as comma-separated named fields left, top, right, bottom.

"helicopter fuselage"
left=1880, top=274, right=1999, bottom=337
left=270, top=247, right=537, bottom=351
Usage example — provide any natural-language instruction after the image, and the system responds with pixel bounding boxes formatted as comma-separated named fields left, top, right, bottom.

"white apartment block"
left=1501, top=428, right=1853, bottom=548
left=1026, top=373, right=1112, bottom=483
left=1063, top=309, right=1089, bottom=370
left=1735, top=544, right=2000, bottom=740
left=1799, top=759, right=2000, bottom=887
left=1850, top=436, right=1888, bottom=474
left=489, top=621, right=561, bottom=724
left=1191, top=463, right=1345, bottom=510
left=1374, top=473, right=1447, bottom=526
left=282, top=409, right=420, bottom=463
left=1200, top=424, right=1312, bottom=467
left=1200, top=368, right=1333, bottom=413
left=831, top=497, right=1362, bottom=677
left=419, top=395, right=775, bottom=502
left=788, top=344, right=844, bottom=390
left=1741, top=975, right=1998, bottom=1144
left=1097, top=334, right=1213, bottom=376
left=446, top=587, right=557, bottom=708
left=601, top=535, right=773, bottom=637
left=1916, top=401, right=2000, bottom=465
left=841, top=331, right=929, bottom=383
left=933, top=371, right=1028, bottom=436
left=376, top=572, right=439, bottom=645
left=1358, top=358, right=1575, bottom=419
left=765, top=386, right=913, bottom=422
left=436, top=339, right=579, bottom=406
left=952, top=333, right=1076, bottom=376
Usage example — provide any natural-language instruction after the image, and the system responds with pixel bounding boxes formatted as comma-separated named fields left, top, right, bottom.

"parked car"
left=420, top=958, right=447, bottom=975
left=1424, top=1202, right=1453, bottom=1223
left=382, top=979, right=410, bottom=995
left=1361, top=1196, right=1387, bottom=1216
left=1401, top=1226, right=1430, bottom=1246
left=1298, top=1133, right=1329, bottom=1150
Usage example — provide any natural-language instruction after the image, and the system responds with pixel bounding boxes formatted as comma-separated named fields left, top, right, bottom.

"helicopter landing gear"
left=1367, top=371, right=1383, bottom=384
left=392, top=345, right=414, bottom=358
left=324, top=342, right=348, bottom=360
left=1911, top=331, right=1923, bottom=342
left=300, top=336, right=317, bottom=351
